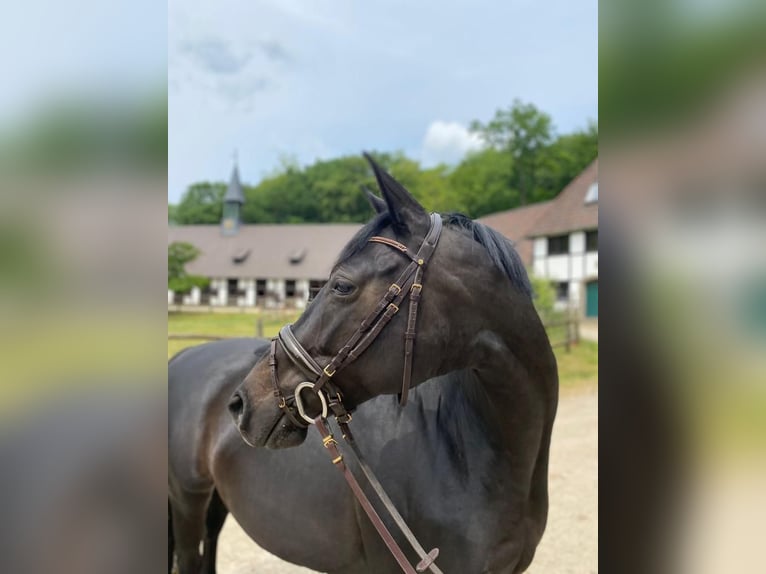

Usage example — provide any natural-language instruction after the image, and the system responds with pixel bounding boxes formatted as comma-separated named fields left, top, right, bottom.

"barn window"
left=585, top=182, right=598, bottom=204
left=555, top=282, right=570, bottom=301
left=547, top=234, right=569, bottom=255
left=586, top=230, right=598, bottom=252
left=227, top=278, right=240, bottom=296
left=256, top=279, right=267, bottom=297
left=285, top=280, right=297, bottom=298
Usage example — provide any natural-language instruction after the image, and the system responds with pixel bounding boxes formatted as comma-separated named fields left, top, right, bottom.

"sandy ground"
left=579, top=319, right=598, bottom=343
left=215, top=389, right=598, bottom=573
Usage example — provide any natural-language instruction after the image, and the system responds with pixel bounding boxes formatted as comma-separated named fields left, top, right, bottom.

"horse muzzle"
left=228, top=388, right=308, bottom=449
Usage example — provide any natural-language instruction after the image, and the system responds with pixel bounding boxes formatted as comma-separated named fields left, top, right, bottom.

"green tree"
left=174, top=182, right=225, bottom=224
left=168, top=241, right=209, bottom=293
left=535, top=121, right=598, bottom=202
left=447, top=148, right=515, bottom=217
left=529, top=274, right=556, bottom=316
left=470, top=100, right=553, bottom=205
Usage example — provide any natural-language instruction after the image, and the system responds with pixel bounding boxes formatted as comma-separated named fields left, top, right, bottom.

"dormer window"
left=289, top=248, right=306, bottom=265
left=585, top=182, right=598, bottom=204
left=232, top=248, right=251, bottom=264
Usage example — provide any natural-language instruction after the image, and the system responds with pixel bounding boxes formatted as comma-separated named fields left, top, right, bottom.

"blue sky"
left=168, top=0, right=597, bottom=203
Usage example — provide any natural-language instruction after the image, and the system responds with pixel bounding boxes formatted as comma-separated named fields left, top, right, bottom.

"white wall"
left=295, top=279, right=310, bottom=309
left=208, top=278, right=226, bottom=306
left=584, top=253, right=598, bottom=279
left=546, top=255, right=570, bottom=281
left=182, top=286, right=200, bottom=305
left=570, top=231, right=585, bottom=254
left=237, top=279, right=255, bottom=306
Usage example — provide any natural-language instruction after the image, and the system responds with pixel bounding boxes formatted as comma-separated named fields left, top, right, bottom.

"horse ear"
left=361, top=185, right=387, bottom=214
left=363, top=152, right=429, bottom=234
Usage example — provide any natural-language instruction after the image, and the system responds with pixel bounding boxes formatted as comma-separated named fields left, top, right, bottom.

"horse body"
left=170, top=332, right=556, bottom=573
left=169, top=156, right=558, bottom=573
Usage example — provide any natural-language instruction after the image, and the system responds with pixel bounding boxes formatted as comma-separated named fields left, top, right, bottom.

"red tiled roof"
left=529, top=159, right=598, bottom=237
left=478, top=159, right=599, bottom=264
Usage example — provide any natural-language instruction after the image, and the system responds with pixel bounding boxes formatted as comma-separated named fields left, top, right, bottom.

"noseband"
left=269, top=212, right=443, bottom=426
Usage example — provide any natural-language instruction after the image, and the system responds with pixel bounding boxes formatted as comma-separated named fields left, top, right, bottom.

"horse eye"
left=332, top=280, right=355, bottom=296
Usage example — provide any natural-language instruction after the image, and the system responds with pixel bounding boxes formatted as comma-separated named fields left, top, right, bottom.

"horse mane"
left=442, top=213, right=532, bottom=297
left=335, top=212, right=532, bottom=297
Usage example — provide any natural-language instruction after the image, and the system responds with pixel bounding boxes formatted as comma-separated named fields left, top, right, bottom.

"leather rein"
left=268, top=213, right=444, bottom=573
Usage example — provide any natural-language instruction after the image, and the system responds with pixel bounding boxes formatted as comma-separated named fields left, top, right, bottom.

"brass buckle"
left=411, top=283, right=422, bottom=293
left=390, top=283, right=402, bottom=295
left=322, top=435, right=337, bottom=448
left=387, top=303, right=399, bottom=314
left=323, top=365, right=336, bottom=378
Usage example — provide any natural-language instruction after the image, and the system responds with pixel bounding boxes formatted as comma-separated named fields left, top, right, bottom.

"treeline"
left=169, top=101, right=597, bottom=225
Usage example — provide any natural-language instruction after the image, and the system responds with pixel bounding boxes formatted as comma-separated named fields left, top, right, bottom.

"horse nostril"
left=228, top=392, right=245, bottom=421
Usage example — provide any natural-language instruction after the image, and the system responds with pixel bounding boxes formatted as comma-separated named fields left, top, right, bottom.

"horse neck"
left=466, top=320, right=556, bottom=444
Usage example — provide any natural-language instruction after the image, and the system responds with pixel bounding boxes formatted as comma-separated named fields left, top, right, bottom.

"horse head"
left=229, top=153, right=534, bottom=448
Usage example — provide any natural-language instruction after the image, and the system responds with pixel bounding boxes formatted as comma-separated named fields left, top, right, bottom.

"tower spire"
left=221, top=152, right=245, bottom=235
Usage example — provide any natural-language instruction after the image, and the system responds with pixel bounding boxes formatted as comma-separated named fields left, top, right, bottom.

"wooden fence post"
left=256, top=317, right=264, bottom=338
left=574, top=310, right=580, bottom=345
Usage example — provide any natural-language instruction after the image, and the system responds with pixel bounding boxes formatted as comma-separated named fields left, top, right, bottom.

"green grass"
left=554, top=340, right=598, bottom=391
left=168, top=310, right=301, bottom=358
left=168, top=312, right=598, bottom=391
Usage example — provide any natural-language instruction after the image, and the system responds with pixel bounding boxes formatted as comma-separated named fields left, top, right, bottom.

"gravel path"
left=216, top=388, right=598, bottom=573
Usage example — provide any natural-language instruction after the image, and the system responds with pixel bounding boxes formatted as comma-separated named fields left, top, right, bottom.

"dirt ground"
left=215, top=388, right=598, bottom=573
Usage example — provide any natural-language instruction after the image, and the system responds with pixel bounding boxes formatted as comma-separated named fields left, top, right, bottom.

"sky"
left=169, top=0, right=598, bottom=203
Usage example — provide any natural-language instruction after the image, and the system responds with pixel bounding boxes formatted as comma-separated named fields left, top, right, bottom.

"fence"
left=167, top=317, right=266, bottom=342
left=540, top=309, right=580, bottom=352
left=169, top=312, right=580, bottom=350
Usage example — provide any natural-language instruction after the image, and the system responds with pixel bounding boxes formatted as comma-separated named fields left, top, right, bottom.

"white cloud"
left=420, top=120, right=484, bottom=167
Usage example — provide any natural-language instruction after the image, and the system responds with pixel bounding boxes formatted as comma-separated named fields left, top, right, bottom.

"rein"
left=268, top=213, right=444, bottom=573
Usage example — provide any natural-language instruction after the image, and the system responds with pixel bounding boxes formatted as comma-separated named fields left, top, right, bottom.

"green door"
left=586, top=281, right=598, bottom=317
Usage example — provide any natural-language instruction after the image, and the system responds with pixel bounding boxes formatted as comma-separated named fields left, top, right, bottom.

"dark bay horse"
left=168, top=156, right=558, bottom=573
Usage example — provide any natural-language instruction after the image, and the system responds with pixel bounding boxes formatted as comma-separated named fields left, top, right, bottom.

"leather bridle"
left=269, top=212, right=443, bottom=427
left=267, top=213, right=445, bottom=573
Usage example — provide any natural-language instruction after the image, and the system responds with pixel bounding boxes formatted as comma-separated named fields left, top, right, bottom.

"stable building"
left=168, top=162, right=361, bottom=309
left=479, top=159, right=598, bottom=317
